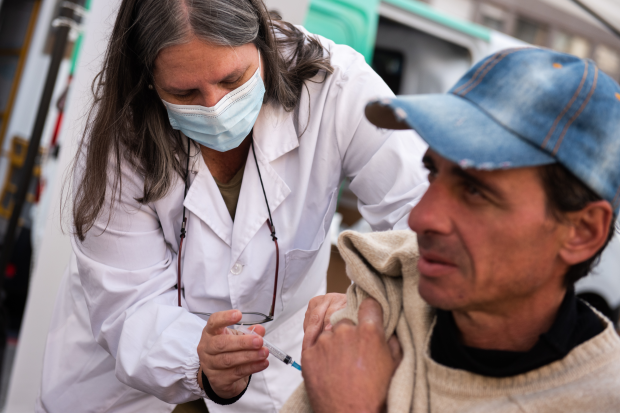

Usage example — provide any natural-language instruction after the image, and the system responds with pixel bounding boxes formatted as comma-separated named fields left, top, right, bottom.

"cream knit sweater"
left=282, top=230, right=620, bottom=413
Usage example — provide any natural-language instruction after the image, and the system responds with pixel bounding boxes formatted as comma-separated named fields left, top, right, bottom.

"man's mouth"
left=417, top=251, right=457, bottom=277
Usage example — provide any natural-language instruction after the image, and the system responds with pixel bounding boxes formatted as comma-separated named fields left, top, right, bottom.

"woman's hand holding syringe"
left=197, top=310, right=270, bottom=399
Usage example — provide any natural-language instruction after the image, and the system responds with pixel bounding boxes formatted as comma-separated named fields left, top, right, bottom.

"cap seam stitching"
left=541, top=61, right=589, bottom=150
left=453, top=48, right=525, bottom=96
left=452, top=51, right=502, bottom=95
left=459, top=49, right=521, bottom=97
left=552, top=65, right=599, bottom=155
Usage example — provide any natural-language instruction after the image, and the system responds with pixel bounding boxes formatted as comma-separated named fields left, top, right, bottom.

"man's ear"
left=558, top=201, right=614, bottom=266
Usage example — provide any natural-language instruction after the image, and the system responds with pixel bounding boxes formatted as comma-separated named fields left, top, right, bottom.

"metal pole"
left=0, top=0, right=84, bottom=374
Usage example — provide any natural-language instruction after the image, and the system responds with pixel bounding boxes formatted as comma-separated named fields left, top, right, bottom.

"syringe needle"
left=234, top=326, right=302, bottom=371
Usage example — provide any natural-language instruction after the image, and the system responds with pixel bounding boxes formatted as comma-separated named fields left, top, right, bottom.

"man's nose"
left=408, top=182, right=452, bottom=236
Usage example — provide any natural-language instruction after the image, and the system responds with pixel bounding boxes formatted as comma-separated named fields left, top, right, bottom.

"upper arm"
left=76, top=154, right=166, bottom=270
left=72, top=153, right=178, bottom=355
left=321, top=44, right=429, bottom=229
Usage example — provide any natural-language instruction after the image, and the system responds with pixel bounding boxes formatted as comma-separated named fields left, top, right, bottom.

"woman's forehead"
left=153, top=38, right=256, bottom=85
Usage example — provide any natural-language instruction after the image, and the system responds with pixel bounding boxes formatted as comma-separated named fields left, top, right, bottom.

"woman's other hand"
left=302, top=293, right=347, bottom=350
left=197, top=310, right=269, bottom=399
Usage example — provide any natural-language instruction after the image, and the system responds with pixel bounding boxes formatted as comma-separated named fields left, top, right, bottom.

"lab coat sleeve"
left=73, top=157, right=206, bottom=404
left=328, top=43, right=429, bottom=230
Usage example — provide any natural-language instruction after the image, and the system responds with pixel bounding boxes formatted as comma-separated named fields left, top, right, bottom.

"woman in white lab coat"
left=38, top=0, right=428, bottom=412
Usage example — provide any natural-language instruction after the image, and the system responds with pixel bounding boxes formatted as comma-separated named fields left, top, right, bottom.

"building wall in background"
left=432, top=0, right=475, bottom=22
left=427, top=0, right=620, bottom=80
left=263, top=0, right=311, bottom=24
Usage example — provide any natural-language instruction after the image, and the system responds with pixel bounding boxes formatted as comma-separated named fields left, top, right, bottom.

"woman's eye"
left=222, top=76, right=243, bottom=88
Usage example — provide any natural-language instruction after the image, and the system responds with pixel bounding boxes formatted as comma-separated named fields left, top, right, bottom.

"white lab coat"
left=37, top=34, right=429, bottom=413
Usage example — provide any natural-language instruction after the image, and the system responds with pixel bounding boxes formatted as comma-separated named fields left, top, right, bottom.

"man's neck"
left=452, top=287, right=567, bottom=352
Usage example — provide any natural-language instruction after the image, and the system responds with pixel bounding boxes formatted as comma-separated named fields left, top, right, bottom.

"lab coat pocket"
left=281, top=189, right=338, bottom=309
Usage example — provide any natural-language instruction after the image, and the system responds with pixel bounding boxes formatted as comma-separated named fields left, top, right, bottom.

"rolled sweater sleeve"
left=74, top=157, right=206, bottom=403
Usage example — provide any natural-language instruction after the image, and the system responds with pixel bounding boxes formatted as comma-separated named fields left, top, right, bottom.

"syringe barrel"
left=235, top=326, right=291, bottom=365
left=262, top=340, right=291, bottom=365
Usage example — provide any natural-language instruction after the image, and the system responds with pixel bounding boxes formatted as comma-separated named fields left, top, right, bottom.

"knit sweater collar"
left=424, top=309, right=620, bottom=397
left=429, top=289, right=606, bottom=378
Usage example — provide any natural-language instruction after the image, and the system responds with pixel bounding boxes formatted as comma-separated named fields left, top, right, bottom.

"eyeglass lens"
left=192, top=312, right=273, bottom=325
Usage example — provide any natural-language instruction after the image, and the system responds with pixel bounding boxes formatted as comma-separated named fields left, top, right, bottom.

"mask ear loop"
left=255, top=47, right=263, bottom=84
left=251, top=138, right=279, bottom=319
left=177, top=136, right=191, bottom=307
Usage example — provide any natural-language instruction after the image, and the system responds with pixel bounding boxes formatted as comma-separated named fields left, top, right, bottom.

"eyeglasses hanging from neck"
left=177, top=136, right=280, bottom=325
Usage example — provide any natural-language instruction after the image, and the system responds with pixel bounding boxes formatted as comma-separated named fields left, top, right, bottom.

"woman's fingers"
left=204, top=360, right=270, bottom=399
left=231, top=359, right=270, bottom=379
left=205, top=310, right=242, bottom=335
left=206, top=348, right=270, bottom=370
left=198, top=312, right=272, bottom=399
left=206, top=360, right=270, bottom=387
left=247, top=324, right=266, bottom=337
left=206, top=332, right=263, bottom=355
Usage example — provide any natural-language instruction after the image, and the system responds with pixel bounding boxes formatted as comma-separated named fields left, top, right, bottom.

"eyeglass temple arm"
left=178, top=137, right=191, bottom=308
left=252, top=138, right=279, bottom=319
left=267, top=219, right=279, bottom=318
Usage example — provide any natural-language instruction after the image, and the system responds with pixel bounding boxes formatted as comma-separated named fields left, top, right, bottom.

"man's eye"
left=464, top=184, right=483, bottom=198
left=425, top=169, right=437, bottom=182
left=423, top=163, right=437, bottom=174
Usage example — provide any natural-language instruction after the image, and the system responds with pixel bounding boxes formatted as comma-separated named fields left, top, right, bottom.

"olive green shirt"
left=214, top=165, right=245, bottom=221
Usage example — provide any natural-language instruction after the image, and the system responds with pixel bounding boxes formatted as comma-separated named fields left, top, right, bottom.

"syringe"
left=234, top=325, right=302, bottom=371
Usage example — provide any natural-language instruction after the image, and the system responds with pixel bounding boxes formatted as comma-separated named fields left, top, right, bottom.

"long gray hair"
left=72, top=0, right=333, bottom=241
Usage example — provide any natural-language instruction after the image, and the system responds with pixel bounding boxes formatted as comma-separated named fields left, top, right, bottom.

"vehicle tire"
left=577, top=293, right=613, bottom=321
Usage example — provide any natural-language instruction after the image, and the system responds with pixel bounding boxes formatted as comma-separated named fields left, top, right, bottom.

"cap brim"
left=366, top=95, right=556, bottom=170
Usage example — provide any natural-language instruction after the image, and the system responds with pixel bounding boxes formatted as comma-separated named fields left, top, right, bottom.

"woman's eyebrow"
left=219, top=65, right=250, bottom=83
left=160, top=64, right=253, bottom=93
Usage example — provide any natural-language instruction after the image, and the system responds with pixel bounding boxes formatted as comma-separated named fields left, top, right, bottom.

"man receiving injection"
left=296, top=49, right=620, bottom=412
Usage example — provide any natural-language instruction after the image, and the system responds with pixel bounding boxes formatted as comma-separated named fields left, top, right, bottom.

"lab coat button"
left=231, top=263, right=243, bottom=275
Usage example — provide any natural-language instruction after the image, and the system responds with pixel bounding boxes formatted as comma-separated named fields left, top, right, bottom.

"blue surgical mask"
left=162, top=51, right=265, bottom=152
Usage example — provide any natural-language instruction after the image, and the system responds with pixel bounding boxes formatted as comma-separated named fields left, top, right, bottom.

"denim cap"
left=365, top=48, right=620, bottom=214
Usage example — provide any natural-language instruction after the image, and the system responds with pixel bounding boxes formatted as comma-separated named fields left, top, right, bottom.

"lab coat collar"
left=252, top=103, right=299, bottom=163
left=230, top=113, right=293, bottom=265
left=182, top=104, right=296, bottom=251
left=183, top=153, right=234, bottom=246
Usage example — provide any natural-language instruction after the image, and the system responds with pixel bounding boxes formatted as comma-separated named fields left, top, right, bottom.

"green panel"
left=69, top=0, right=93, bottom=75
left=384, top=0, right=491, bottom=42
left=304, top=0, right=381, bottom=63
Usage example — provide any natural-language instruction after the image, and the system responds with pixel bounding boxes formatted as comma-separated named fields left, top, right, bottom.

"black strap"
left=251, top=139, right=277, bottom=241
left=202, top=371, right=252, bottom=405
